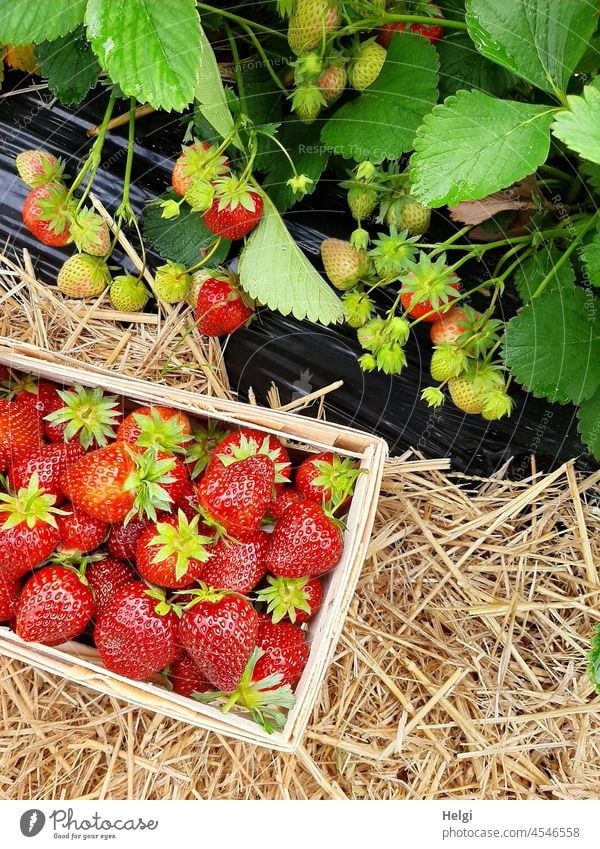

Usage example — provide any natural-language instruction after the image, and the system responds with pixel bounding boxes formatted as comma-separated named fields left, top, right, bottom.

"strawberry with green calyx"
left=203, top=178, right=263, bottom=241
left=265, top=501, right=343, bottom=579
left=69, top=208, right=111, bottom=257
left=321, top=238, right=370, bottom=290
left=22, top=182, right=73, bottom=247
left=117, top=406, right=192, bottom=456
left=57, top=254, right=111, bottom=299
left=290, top=83, right=326, bottom=124
left=178, top=586, right=259, bottom=691
left=349, top=41, right=386, bottom=90
left=0, top=577, right=20, bottom=622
left=60, top=443, right=176, bottom=525
left=0, top=399, right=41, bottom=473
left=209, top=429, right=291, bottom=488
left=447, top=376, right=484, bottom=415
left=151, top=262, right=192, bottom=305
left=171, top=140, right=230, bottom=198
left=136, top=511, right=214, bottom=589
left=44, top=384, right=122, bottom=449
left=110, top=274, right=150, bottom=312
left=386, top=195, right=431, bottom=236
left=469, top=362, right=506, bottom=396
left=8, top=442, right=84, bottom=504
left=587, top=624, right=600, bottom=695
left=193, top=647, right=295, bottom=733
left=16, top=564, right=94, bottom=646
left=3, top=373, right=61, bottom=419
left=200, top=529, right=269, bottom=594
left=316, top=63, right=347, bottom=105
left=183, top=177, right=215, bottom=214
left=296, top=451, right=361, bottom=511
left=0, top=475, right=64, bottom=579
left=430, top=306, right=476, bottom=346
left=257, top=575, right=322, bottom=624
left=429, top=344, right=468, bottom=382
left=369, top=228, right=419, bottom=277
left=346, top=184, right=378, bottom=221
left=342, top=290, right=374, bottom=328
left=184, top=420, right=230, bottom=480
left=267, top=486, right=306, bottom=521
left=399, top=253, right=461, bottom=321
left=95, top=583, right=180, bottom=680
left=169, top=651, right=212, bottom=698
left=85, top=556, right=137, bottom=615
left=16, top=150, right=65, bottom=189
left=197, top=453, right=275, bottom=537
left=254, top=619, right=309, bottom=687
left=194, top=271, right=255, bottom=337
left=481, top=387, right=514, bottom=421
left=356, top=317, right=387, bottom=354
left=288, top=0, right=341, bottom=55
left=375, top=342, right=407, bottom=375
left=57, top=504, right=108, bottom=553
left=107, top=515, right=153, bottom=563
left=421, top=386, right=445, bottom=409
left=293, top=52, right=323, bottom=82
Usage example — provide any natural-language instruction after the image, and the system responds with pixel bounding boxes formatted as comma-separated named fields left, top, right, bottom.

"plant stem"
left=225, top=23, right=246, bottom=113
left=240, top=24, right=287, bottom=93
left=117, top=97, right=137, bottom=220
left=196, top=3, right=287, bottom=39
left=183, top=237, right=223, bottom=275
left=71, top=89, right=118, bottom=210
left=334, top=13, right=467, bottom=41
left=532, top=212, right=599, bottom=298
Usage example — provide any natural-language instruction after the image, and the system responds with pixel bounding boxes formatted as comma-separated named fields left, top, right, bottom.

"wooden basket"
left=0, top=341, right=388, bottom=751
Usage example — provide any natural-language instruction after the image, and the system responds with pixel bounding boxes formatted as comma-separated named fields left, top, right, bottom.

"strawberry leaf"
left=320, top=32, right=439, bottom=164
left=85, top=0, right=202, bottom=112
left=512, top=247, right=575, bottom=303
left=194, top=24, right=238, bottom=144
left=503, top=286, right=600, bottom=406
left=578, top=387, right=600, bottom=461
left=437, top=31, right=517, bottom=100
left=551, top=84, right=600, bottom=167
left=0, top=0, right=86, bottom=44
left=412, top=91, right=556, bottom=207
left=238, top=194, right=344, bottom=325
left=143, top=193, right=230, bottom=268
left=36, top=27, right=100, bottom=105
left=581, top=224, right=600, bottom=288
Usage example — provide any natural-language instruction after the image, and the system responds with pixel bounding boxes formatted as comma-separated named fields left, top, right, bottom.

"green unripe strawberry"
left=152, top=262, right=191, bottom=304
left=481, top=388, right=514, bottom=421
left=316, top=64, right=347, bottom=105
left=430, top=344, right=467, bottom=382
left=321, top=238, right=370, bottom=290
left=342, top=291, right=373, bottom=328
left=347, top=185, right=377, bottom=221
left=56, top=254, right=111, bottom=299
left=349, top=42, right=386, bottom=90
left=448, top=376, right=483, bottom=415
left=288, top=0, right=341, bottom=55
left=291, top=83, right=326, bottom=124
left=110, top=275, right=150, bottom=312
left=397, top=199, right=431, bottom=236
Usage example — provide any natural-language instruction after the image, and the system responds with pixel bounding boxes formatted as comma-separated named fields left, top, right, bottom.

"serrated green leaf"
left=412, top=91, right=556, bottom=207
left=0, top=0, right=86, bottom=44
left=85, top=0, right=201, bottom=111
left=320, top=32, right=438, bottom=164
left=551, top=85, right=600, bottom=166
left=143, top=193, right=230, bottom=269
left=465, top=0, right=598, bottom=96
left=513, top=246, right=575, bottom=302
left=36, top=27, right=100, bottom=106
left=195, top=24, right=237, bottom=143
left=582, top=225, right=600, bottom=288
left=437, top=31, right=517, bottom=100
left=503, top=286, right=600, bottom=405
left=262, top=122, right=329, bottom=211
left=238, top=194, right=344, bottom=325
left=577, top=387, right=600, bottom=460
left=581, top=160, right=600, bottom=197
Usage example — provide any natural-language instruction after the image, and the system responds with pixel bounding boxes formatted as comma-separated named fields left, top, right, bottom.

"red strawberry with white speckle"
left=117, top=405, right=192, bottom=455
left=295, top=450, right=360, bottom=511
left=194, top=271, right=255, bottom=337
left=0, top=475, right=62, bottom=580
left=209, top=427, right=291, bottom=488
left=257, top=574, right=322, bottom=624
left=169, top=651, right=212, bottom=698
left=203, top=179, right=263, bottom=241
left=197, top=453, right=275, bottom=537
left=0, top=577, right=21, bottom=622
left=200, top=529, right=269, bottom=594
left=107, top=515, right=153, bottom=562
left=8, top=442, right=84, bottom=504
left=57, top=505, right=109, bottom=553
left=44, top=384, right=122, bottom=449
left=253, top=619, right=309, bottom=687
left=0, top=399, right=41, bottom=473
left=265, top=501, right=342, bottom=578
left=135, top=511, right=213, bottom=589
left=16, top=565, right=94, bottom=646
left=267, top=487, right=305, bottom=521
left=22, top=182, right=72, bottom=247
left=85, top=556, right=137, bottom=615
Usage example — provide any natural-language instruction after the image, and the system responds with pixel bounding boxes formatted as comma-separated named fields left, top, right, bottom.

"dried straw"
left=1, top=248, right=599, bottom=799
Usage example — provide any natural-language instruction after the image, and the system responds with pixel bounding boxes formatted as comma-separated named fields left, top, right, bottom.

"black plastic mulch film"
left=0, top=81, right=592, bottom=478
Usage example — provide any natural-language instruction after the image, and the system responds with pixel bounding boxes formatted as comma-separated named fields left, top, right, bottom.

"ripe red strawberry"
left=85, top=556, right=137, bottom=615
left=169, top=651, right=212, bottom=697
left=178, top=590, right=259, bottom=691
left=265, top=501, right=342, bottom=578
left=209, top=428, right=291, bottom=488
left=257, top=575, right=322, bottom=624
left=0, top=577, right=21, bottom=621
left=0, top=399, right=41, bottom=472
left=267, top=486, right=305, bottom=521
left=60, top=443, right=176, bottom=524
left=135, top=511, right=213, bottom=589
left=0, top=475, right=62, bottom=580
left=8, top=443, right=84, bottom=504
left=253, top=620, right=309, bottom=687
left=378, top=4, right=444, bottom=47
left=203, top=180, right=263, bottom=240
left=197, top=453, right=275, bottom=537
left=430, top=306, right=478, bottom=345
left=95, top=583, right=179, bottom=680
left=158, top=453, right=194, bottom=508
left=107, top=515, right=153, bottom=562
left=0, top=366, right=9, bottom=382
left=16, top=565, right=93, bottom=646
left=3, top=372, right=60, bottom=418
left=44, top=384, right=122, bottom=448
left=57, top=505, right=108, bottom=553
left=200, top=529, right=269, bottom=594
left=117, top=405, right=192, bottom=455
left=184, top=420, right=230, bottom=480
left=171, top=140, right=230, bottom=197
left=16, top=149, right=65, bottom=188
left=22, top=182, right=72, bottom=247
left=194, top=271, right=255, bottom=337
left=399, top=254, right=460, bottom=322
left=295, top=451, right=360, bottom=510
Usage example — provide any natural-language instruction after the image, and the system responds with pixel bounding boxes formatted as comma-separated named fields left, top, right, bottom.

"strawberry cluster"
left=0, top=367, right=361, bottom=731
